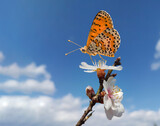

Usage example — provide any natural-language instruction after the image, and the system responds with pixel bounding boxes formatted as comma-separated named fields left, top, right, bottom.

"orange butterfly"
left=66, top=10, right=120, bottom=59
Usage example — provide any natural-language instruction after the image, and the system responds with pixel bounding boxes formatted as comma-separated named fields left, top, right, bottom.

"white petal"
left=103, top=77, right=116, bottom=91
left=119, top=95, right=123, bottom=102
left=116, top=103, right=125, bottom=117
left=80, top=66, right=96, bottom=70
left=104, top=107, right=114, bottom=120
left=79, top=62, right=96, bottom=70
left=84, top=70, right=95, bottom=73
left=107, top=76, right=114, bottom=84
left=109, top=79, right=116, bottom=91
left=102, top=65, right=123, bottom=71
left=111, top=103, right=124, bottom=117
left=103, top=80, right=108, bottom=93
left=104, top=95, right=112, bottom=110
left=103, top=77, right=115, bottom=92
left=101, top=65, right=110, bottom=69
left=80, top=62, right=94, bottom=68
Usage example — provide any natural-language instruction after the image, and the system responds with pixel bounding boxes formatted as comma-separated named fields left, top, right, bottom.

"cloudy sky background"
left=0, top=0, right=160, bottom=126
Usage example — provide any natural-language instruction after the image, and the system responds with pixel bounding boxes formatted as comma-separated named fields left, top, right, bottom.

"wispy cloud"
left=0, top=62, right=51, bottom=79
left=0, top=52, right=54, bottom=95
left=151, top=39, right=160, bottom=70
left=0, top=79, right=55, bottom=94
left=0, top=52, right=4, bottom=62
left=154, top=39, right=160, bottom=59
left=0, top=94, right=159, bottom=126
left=151, top=61, right=160, bottom=70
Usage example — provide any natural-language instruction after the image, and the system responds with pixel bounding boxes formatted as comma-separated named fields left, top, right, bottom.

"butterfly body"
left=80, top=10, right=121, bottom=57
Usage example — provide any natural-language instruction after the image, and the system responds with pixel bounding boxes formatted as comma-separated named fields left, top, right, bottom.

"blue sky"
left=0, top=0, right=160, bottom=125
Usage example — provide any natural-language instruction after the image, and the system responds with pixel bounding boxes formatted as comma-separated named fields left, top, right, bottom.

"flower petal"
left=103, top=80, right=108, bottom=93
left=79, top=62, right=96, bottom=70
left=111, top=102, right=125, bottom=117
left=84, top=70, right=95, bottom=73
left=109, top=79, right=116, bottom=91
left=104, top=107, right=114, bottom=120
left=103, top=77, right=116, bottom=92
left=116, top=103, right=125, bottom=117
left=104, top=95, right=112, bottom=110
left=106, top=76, right=114, bottom=84
left=101, top=65, right=123, bottom=71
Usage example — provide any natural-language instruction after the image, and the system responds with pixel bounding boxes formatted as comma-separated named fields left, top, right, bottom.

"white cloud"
left=0, top=50, right=157, bottom=126
left=151, top=39, right=160, bottom=70
left=0, top=94, right=82, bottom=126
left=0, top=79, right=55, bottom=94
left=151, top=61, right=160, bottom=70
left=0, top=52, right=4, bottom=62
left=0, top=62, right=51, bottom=79
left=154, top=39, right=160, bottom=59
left=0, top=94, right=159, bottom=126
left=0, top=51, right=54, bottom=94
left=87, top=105, right=160, bottom=126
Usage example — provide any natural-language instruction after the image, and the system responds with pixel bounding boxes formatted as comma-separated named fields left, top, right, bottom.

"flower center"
left=108, top=86, right=121, bottom=100
left=107, top=89, right=113, bottom=98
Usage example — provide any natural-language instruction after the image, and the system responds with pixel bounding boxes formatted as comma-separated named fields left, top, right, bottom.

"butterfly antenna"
left=68, top=40, right=82, bottom=47
left=65, top=48, right=81, bottom=56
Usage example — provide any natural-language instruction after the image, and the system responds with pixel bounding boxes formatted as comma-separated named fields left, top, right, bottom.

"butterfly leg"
left=89, top=55, right=94, bottom=64
left=98, top=54, right=104, bottom=61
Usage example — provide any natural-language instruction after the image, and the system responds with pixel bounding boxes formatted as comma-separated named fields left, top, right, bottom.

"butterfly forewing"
left=86, top=10, right=113, bottom=47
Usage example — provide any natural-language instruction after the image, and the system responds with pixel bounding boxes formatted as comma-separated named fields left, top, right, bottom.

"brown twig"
left=75, top=57, right=121, bottom=126
left=75, top=100, right=95, bottom=126
left=105, top=57, right=121, bottom=81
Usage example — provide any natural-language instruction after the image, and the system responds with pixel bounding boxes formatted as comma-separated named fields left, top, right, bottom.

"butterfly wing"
left=86, top=10, right=113, bottom=47
left=87, top=28, right=120, bottom=57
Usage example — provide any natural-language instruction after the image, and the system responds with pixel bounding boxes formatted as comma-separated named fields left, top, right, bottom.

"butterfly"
left=66, top=10, right=120, bottom=58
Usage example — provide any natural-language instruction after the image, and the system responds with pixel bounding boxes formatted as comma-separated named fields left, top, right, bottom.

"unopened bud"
left=86, top=86, right=95, bottom=99
left=97, top=69, right=106, bottom=79
left=111, top=73, right=117, bottom=77
left=114, top=57, right=121, bottom=66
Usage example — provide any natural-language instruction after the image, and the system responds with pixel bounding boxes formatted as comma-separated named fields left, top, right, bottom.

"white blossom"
left=103, top=77, right=124, bottom=120
left=79, top=60, right=122, bottom=73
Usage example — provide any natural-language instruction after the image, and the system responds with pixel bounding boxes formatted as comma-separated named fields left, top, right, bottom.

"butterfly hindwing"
left=87, top=28, right=120, bottom=57
left=86, top=10, right=113, bottom=47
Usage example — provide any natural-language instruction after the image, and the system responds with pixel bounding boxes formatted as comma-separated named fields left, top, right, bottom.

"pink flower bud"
left=86, top=86, right=95, bottom=99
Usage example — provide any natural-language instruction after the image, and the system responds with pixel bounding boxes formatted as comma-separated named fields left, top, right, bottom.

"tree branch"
left=75, top=57, right=121, bottom=126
